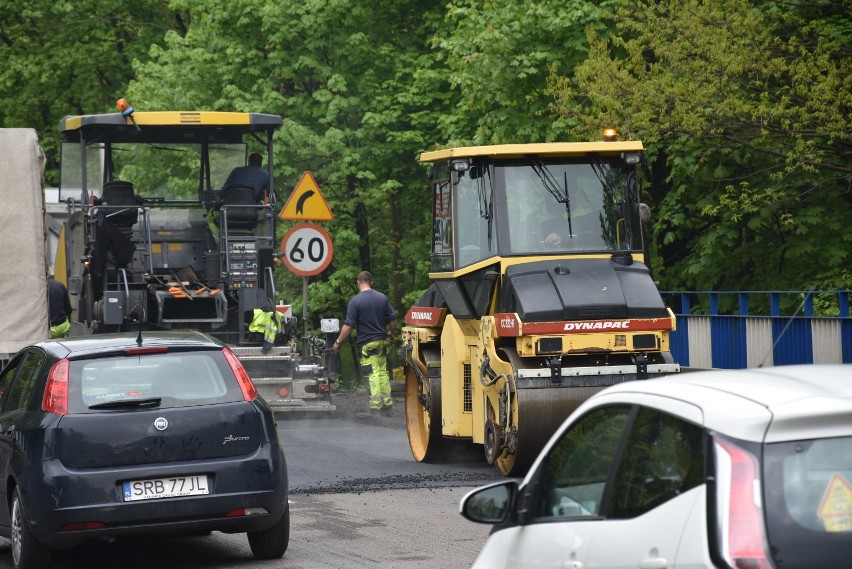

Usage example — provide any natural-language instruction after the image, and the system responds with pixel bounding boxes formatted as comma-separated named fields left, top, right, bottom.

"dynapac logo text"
left=411, top=311, right=433, bottom=320
left=564, top=321, right=630, bottom=331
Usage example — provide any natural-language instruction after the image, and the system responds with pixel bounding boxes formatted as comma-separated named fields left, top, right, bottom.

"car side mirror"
left=459, top=480, right=518, bottom=525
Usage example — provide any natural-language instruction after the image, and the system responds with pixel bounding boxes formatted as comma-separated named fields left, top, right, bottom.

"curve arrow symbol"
left=296, top=190, right=315, bottom=215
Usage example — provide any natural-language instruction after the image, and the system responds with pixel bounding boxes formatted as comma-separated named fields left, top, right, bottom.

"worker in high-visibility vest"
left=331, top=271, right=397, bottom=411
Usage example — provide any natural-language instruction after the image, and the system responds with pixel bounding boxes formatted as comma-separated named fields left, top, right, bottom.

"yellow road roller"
left=402, top=136, right=680, bottom=476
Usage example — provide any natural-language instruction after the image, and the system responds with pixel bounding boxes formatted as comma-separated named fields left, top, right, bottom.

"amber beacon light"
left=116, top=98, right=140, bottom=130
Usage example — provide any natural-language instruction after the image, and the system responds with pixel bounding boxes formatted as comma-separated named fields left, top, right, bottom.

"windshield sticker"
left=817, top=473, right=852, bottom=532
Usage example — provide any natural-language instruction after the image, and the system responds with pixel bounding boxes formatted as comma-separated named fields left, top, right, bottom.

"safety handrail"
left=265, top=266, right=276, bottom=307
left=219, top=203, right=275, bottom=286
left=117, top=268, right=130, bottom=299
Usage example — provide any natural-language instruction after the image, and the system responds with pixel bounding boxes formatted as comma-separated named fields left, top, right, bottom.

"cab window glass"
left=454, top=166, right=493, bottom=267
left=607, top=407, right=704, bottom=518
left=4, top=352, right=44, bottom=413
left=536, top=405, right=631, bottom=518
left=499, top=159, right=636, bottom=255
left=431, top=168, right=453, bottom=272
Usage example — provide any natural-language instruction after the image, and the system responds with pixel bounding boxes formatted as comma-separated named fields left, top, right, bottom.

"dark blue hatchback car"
left=0, top=332, right=288, bottom=569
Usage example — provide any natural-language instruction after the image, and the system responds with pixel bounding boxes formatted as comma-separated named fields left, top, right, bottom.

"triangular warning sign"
left=817, top=473, right=852, bottom=532
left=279, top=171, right=334, bottom=221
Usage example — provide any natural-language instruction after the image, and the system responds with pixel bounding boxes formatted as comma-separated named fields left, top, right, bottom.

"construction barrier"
left=661, top=291, right=852, bottom=369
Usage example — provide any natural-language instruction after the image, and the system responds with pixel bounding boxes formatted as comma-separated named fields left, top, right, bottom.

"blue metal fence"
left=661, top=291, right=852, bottom=369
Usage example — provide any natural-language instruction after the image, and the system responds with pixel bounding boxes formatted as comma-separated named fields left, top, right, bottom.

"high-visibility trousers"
left=50, top=318, right=70, bottom=339
left=360, top=340, right=391, bottom=409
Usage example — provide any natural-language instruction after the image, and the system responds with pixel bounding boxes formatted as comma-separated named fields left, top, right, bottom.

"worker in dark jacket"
left=206, top=153, right=269, bottom=240
left=222, top=152, right=269, bottom=203
left=331, top=271, right=397, bottom=411
left=48, top=269, right=73, bottom=339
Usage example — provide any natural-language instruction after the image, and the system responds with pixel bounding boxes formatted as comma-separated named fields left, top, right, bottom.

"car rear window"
left=68, top=350, right=245, bottom=413
left=763, top=435, right=852, bottom=568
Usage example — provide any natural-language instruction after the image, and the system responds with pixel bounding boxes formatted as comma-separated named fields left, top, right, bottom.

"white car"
left=460, top=365, right=852, bottom=569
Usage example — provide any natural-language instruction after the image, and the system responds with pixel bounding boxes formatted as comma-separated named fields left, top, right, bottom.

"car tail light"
left=43, top=359, right=69, bottom=416
left=222, top=348, right=258, bottom=401
left=714, top=437, right=774, bottom=569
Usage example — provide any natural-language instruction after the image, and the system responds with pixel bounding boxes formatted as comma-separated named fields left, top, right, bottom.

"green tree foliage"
left=546, top=0, right=851, bottom=290
left=0, top=0, right=181, bottom=184
left=437, top=0, right=620, bottom=144
left=128, top=0, right=448, bottom=380
left=4, top=0, right=847, bottom=345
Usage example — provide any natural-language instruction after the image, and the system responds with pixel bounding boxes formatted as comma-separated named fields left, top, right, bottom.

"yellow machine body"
left=403, top=140, right=680, bottom=476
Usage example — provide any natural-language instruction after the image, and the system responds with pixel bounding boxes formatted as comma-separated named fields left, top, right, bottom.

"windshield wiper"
left=89, top=397, right=162, bottom=410
left=527, top=156, right=573, bottom=237
left=472, top=163, right=495, bottom=248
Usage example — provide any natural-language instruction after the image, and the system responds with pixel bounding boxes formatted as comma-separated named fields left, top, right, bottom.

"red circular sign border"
left=280, top=222, right=334, bottom=277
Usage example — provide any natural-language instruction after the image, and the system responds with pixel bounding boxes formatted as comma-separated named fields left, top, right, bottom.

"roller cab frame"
left=403, top=140, right=680, bottom=476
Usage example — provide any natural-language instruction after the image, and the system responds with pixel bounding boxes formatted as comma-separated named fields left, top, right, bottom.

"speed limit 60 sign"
left=280, top=223, right=334, bottom=276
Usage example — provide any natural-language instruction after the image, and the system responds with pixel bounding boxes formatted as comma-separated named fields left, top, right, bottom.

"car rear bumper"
left=22, top=443, right=287, bottom=548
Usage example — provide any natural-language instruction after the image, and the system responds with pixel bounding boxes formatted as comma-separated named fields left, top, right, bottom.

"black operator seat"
left=220, top=185, right=260, bottom=231
left=100, top=181, right=142, bottom=227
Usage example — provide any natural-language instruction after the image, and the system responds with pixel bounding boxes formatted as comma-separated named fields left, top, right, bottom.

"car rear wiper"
left=88, top=397, right=162, bottom=410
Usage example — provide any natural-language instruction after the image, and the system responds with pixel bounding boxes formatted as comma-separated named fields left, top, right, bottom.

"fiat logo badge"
left=154, top=417, right=169, bottom=431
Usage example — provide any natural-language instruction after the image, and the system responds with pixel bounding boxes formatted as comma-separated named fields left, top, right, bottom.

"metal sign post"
left=279, top=172, right=335, bottom=355
left=303, top=276, right=309, bottom=350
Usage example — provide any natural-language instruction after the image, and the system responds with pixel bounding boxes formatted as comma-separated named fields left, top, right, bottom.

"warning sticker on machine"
left=817, top=473, right=852, bottom=532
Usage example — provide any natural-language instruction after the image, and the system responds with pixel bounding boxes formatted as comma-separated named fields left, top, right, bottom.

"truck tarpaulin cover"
left=0, top=129, right=48, bottom=358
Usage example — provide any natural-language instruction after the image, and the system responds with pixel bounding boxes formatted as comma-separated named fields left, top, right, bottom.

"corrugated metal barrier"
left=661, top=291, right=852, bottom=369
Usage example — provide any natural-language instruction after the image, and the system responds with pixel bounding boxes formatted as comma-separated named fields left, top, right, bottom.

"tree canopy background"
left=2, top=0, right=849, bottom=349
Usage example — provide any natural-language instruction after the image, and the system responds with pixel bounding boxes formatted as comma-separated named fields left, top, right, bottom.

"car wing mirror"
left=459, top=480, right=518, bottom=525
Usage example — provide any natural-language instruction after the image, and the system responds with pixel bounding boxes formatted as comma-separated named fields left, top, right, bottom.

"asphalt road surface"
left=0, top=388, right=508, bottom=569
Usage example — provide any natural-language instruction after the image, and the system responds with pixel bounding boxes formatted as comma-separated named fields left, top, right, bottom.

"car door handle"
left=639, top=557, right=667, bottom=569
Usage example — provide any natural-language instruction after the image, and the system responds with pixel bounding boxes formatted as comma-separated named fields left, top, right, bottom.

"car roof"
left=590, top=365, right=852, bottom=443
left=35, top=331, right=224, bottom=359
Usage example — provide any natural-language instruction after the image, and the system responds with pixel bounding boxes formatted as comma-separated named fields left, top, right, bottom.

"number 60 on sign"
left=280, top=223, right=334, bottom=276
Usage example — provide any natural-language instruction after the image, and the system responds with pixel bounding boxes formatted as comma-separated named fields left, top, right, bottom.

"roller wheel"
left=483, top=418, right=500, bottom=465
left=405, top=364, right=446, bottom=462
left=493, top=388, right=592, bottom=477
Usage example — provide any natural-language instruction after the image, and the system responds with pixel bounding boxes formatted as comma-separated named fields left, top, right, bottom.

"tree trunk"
left=352, top=175, right=371, bottom=274
left=389, top=192, right=403, bottom=313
